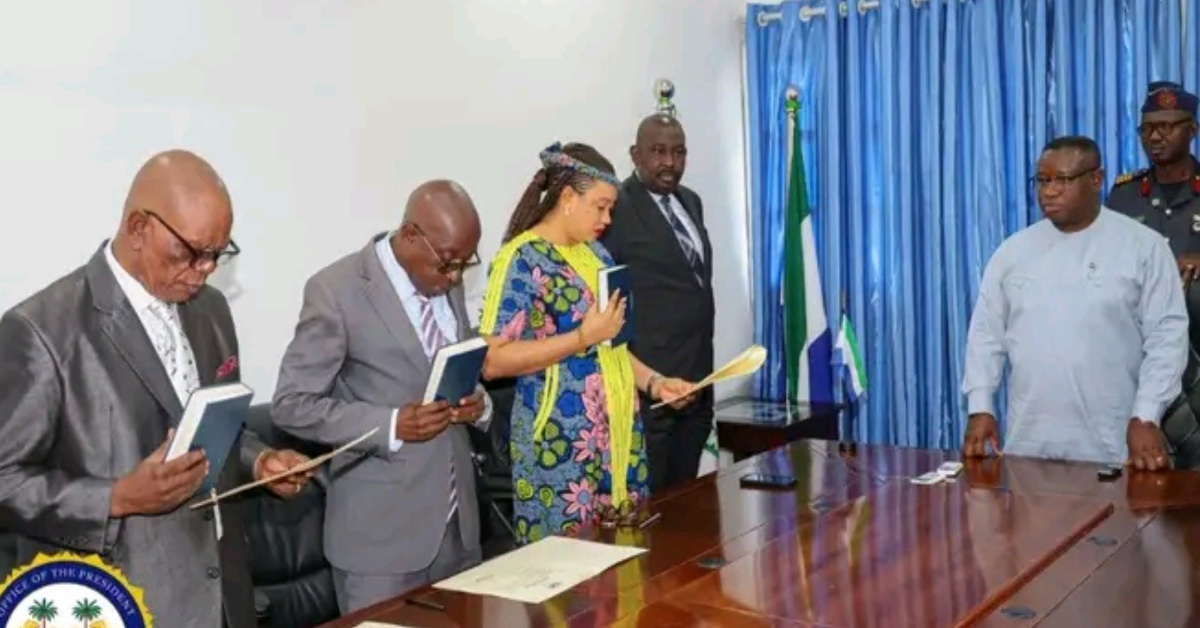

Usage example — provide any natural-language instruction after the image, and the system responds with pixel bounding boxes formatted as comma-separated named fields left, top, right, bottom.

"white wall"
left=0, top=0, right=752, bottom=403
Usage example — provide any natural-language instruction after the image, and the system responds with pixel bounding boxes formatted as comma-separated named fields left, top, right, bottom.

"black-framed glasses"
left=1137, top=118, right=1195, bottom=138
left=408, top=222, right=480, bottom=275
left=1030, top=166, right=1099, bottom=190
left=141, top=209, right=240, bottom=269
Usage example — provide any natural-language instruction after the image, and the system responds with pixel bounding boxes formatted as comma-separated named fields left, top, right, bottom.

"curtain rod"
left=753, top=0, right=969, bottom=26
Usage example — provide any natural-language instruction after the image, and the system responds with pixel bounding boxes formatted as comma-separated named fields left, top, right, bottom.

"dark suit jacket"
left=600, top=176, right=716, bottom=404
left=0, top=243, right=263, bottom=628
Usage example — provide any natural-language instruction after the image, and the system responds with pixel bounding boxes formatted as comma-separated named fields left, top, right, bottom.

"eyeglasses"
left=141, top=209, right=240, bottom=269
left=1030, top=166, right=1099, bottom=190
left=1137, top=118, right=1195, bottom=138
left=408, top=222, right=480, bottom=275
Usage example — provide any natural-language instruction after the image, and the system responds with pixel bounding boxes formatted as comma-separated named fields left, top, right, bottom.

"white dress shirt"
left=374, top=236, right=491, bottom=450
left=961, top=208, right=1187, bottom=464
left=103, top=241, right=198, bottom=402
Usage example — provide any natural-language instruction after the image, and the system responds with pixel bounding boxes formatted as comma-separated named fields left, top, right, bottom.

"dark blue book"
left=599, top=265, right=634, bottom=347
left=165, top=382, right=255, bottom=496
left=423, top=337, right=489, bottom=404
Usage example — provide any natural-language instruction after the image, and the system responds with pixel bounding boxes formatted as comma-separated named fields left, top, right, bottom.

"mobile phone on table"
left=739, top=473, right=797, bottom=490
left=1097, top=464, right=1123, bottom=481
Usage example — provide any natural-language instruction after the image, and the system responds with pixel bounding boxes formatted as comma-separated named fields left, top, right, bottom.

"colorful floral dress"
left=480, top=237, right=650, bottom=544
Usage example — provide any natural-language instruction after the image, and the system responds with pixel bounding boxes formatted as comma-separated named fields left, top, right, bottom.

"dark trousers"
left=644, top=389, right=714, bottom=494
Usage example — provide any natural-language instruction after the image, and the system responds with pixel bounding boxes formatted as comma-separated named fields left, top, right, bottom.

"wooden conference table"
left=323, top=441, right=1200, bottom=627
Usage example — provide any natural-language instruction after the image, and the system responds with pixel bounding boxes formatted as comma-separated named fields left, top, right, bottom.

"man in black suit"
left=600, top=113, right=716, bottom=493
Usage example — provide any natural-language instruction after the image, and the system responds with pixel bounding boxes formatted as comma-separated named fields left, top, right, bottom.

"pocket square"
left=216, top=355, right=239, bottom=380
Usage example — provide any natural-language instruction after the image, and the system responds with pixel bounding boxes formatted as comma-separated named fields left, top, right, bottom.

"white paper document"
left=433, top=535, right=647, bottom=604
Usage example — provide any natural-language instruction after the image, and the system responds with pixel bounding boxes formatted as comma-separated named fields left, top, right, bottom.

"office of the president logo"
left=0, top=552, right=152, bottom=628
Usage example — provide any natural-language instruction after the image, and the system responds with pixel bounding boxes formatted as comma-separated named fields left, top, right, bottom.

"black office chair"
left=1162, top=280, right=1200, bottom=470
left=239, top=404, right=340, bottom=628
left=0, top=532, right=15, bottom=582
left=470, top=377, right=518, bottom=557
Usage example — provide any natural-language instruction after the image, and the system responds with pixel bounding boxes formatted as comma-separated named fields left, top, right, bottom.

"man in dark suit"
left=0, top=150, right=313, bottom=628
left=600, top=113, right=716, bottom=493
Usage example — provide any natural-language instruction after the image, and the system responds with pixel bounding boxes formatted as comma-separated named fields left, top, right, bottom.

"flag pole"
left=784, top=86, right=799, bottom=409
left=784, top=85, right=815, bottom=618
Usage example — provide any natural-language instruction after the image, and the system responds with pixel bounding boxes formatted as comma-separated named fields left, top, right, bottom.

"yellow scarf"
left=480, top=231, right=638, bottom=506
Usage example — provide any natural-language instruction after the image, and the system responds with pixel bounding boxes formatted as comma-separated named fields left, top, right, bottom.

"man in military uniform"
left=1108, top=81, right=1200, bottom=471
left=1108, top=81, right=1200, bottom=279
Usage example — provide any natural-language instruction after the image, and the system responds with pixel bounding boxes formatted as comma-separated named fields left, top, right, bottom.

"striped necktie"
left=417, top=295, right=458, bottom=523
left=659, top=195, right=704, bottom=284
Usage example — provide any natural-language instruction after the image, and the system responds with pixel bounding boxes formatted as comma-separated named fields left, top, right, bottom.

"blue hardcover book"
left=423, top=337, right=489, bottom=404
left=165, top=382, right=254, bottom=496
left=599, top=265, right=634, bottom=347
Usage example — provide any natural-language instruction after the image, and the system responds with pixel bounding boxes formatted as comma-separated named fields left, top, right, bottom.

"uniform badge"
left=1157, top=90, right=1178, bottom=110
left=1191, top=214, right=1200, bottom=233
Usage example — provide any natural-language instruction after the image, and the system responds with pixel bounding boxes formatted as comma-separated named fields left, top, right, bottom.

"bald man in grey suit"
left=272, top=180, right=491, bottom=613
left=0, top=150, right=313, bottom=628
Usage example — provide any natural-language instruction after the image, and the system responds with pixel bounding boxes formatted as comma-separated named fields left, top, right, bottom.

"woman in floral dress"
left=479, top=142, right=697, bottom=544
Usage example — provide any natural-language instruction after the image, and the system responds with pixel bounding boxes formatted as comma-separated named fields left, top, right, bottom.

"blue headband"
left=538, top=142, right=621, bottom=187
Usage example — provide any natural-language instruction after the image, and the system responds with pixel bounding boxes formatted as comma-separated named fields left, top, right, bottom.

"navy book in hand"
left=599, top=265, right=634, bottom=347
left=423, top=337, right=489, bottom=404
left=165, top=382, right=254, bottom=496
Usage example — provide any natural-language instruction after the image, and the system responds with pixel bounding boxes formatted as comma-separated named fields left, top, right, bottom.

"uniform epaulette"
left=1113, top=169, right=1147, bottom=186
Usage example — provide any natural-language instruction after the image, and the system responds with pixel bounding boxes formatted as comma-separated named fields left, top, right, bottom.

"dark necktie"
left=659, top=195, right=703, bottom=284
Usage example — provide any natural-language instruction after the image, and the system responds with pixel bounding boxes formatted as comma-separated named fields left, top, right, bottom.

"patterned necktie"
left=659, top=195, right=704, bottom=284
left=148, top=300, right=200, bottom=403
left=418, top=295, right=458, bottom=524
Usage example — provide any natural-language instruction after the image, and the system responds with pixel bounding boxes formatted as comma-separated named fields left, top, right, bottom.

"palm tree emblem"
left=27, top=598, right=58, bottom=627
left=72, top=598, right=103, bottom=627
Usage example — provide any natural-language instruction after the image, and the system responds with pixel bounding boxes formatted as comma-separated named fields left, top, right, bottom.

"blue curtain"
left=746, top=0, right=1187, bottom=449
left=1189, top=0, right=1200, bottom=157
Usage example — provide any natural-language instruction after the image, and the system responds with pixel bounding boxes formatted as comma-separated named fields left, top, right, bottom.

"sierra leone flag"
left=782, top=100, right=833, bottom=403
left=833, top=313, right=867, bottom=403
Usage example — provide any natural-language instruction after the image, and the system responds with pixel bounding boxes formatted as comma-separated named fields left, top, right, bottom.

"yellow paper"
left=433, top=536, right=646, bottom=604
left=650, top=344, right=767, bottom=409
left=190, top=427, right=379, bottom=509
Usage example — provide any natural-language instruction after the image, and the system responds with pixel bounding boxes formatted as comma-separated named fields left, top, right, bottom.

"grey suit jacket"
left=272, top=233, right=485, bottom=576
left=0, top=244, right=265, bottom=628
